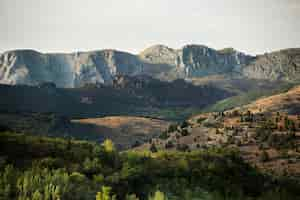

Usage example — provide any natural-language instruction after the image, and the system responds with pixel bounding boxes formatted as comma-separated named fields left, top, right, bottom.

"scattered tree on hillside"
left=126, top=194, right=139, bottom=200
left=32, top=190, right=43, bottom=200
left=102, top=139, right=115, bottom=153
left=180, top=121, right=189, bottom=129
left=259, top=151, right=270, bottom=162
left=148, top=190, right=168, bottom=200
left=176, top=144, right=190, bottom=152
left=159, top=131, right=169, bottom=140
left=150, top=143, right=158, bottom=153
left=181, top=129, right=190, bottom=137
left=167, top=124, right=177, bottom=133
left=165, top=141, right=174, bottom=149
left=96, top=186, right=116, bottom=200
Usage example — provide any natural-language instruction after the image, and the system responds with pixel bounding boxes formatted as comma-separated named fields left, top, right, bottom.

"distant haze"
left=0, top=0, right=299, bottom=55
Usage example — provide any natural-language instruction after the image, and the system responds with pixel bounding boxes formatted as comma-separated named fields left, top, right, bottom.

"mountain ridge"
left=0, top=44, right=299, bottom=88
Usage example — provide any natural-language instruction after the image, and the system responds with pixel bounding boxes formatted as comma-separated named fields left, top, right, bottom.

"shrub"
left=96, top=186, right=116, bottom=200
left=131, top=141, right=141, bottom=148
left=259, top=151, right=270, bottom=162
left=165, top=141, right=174, bottom=149
left=197, top=118, right=206, bottom=124
left=167, top=124, right=178, bottom=133
left=159, top=131, right=169, bottom=140
left=150, top=143, right=158, bottom=153
left=180, top=121, right=189, bottom=129
left=181, top=129, right=190, bottom=137
left=176, top=144, right=190, bottom=152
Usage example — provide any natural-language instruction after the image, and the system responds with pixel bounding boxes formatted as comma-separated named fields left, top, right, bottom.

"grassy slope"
left=202, top=82, right=296, bottom=112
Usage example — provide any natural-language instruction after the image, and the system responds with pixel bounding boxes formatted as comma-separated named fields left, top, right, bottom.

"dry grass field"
left=244, top=85, right=300, bottom=113
left=72, top=116, right=170, bottom=149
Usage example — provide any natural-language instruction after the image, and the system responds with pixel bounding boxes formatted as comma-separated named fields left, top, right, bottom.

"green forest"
left=0, top=131, right=300, bottom=200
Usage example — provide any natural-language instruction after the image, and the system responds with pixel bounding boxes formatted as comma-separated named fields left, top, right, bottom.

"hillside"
left=0, top=76, right=232, bottom=149
left=1, top=131, right=300, bottom=200
left=243, top=85, right=300, bottom=114
left=0, top=76, right=233, bottom=120
left=71, top=116, right=170, bottom=149
left=137, top=86, right=300, bottom=176
left=203, top=81, right=296, bottom=112
left=0, top=76, right=299, bottom=150
left=0, top=112, right=170, bottom=150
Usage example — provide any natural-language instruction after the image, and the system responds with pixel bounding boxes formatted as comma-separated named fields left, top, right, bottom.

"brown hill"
left=242, top=85, right=300, bottom=114
left=71, top=116, right=170, bottom=149
left=136, top=85, right=300, bottom=176
left=0, top=112, right=170, bottom=150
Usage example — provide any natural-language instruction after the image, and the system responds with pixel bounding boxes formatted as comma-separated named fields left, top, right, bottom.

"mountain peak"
left=218, top=47, right=237, bottom=54
left=182, top=44, right=210, bottom=49
left=139, top=44, right=175, bottom=55
left=139, top=44, right=178, bottom=65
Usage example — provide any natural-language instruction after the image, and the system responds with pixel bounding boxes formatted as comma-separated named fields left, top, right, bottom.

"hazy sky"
left=0, top=0, right=299, bottom=55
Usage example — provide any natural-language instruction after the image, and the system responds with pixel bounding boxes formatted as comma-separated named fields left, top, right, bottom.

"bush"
left=165, top=141, right=174, bottom=149
left=197, top=118, right=206, bottom=124
left=266, top=133, right=296, bottom=149
left=159, top=131, right=169, bottom=140
left=176, top=144, right=190, bottom=152
left=259, top=151, right=270, bottom=162
left=131, top=141, right=141, bottom=148
left=150, top=143, right=158, bottom=153
left=180, top=121, right=189, bottom=129
left=181, top=129, right=190, bottom=137
left=167, top=124, right=178, bottom=133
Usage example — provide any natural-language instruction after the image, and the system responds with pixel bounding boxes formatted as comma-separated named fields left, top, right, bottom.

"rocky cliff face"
left=180, top=45, right=253, bottom=77
left=0, top=45, right=299, bottom=88
left=242, top=48, right=300, bottom=81
left=0, top=49, right=143, bottom=87
left=139, top=44, right=254, bottom=78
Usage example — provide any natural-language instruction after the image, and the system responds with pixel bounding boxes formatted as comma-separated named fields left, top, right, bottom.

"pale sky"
left=0, top=0, right=299, bottom=55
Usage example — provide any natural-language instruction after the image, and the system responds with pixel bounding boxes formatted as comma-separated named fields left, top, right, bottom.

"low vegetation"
left=1, top=131, right=300, bottom=199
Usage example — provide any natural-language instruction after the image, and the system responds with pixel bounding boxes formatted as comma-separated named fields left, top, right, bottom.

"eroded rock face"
left=0, top=50, right=74, bottom=87
left=1, top=45, right=299, bottom=88
left=72, top=50, right=143, bottom=87
left=139, top=44, right=253, bottom=79
left=139, top=44, right=178, bottom=66
left=180, top=45, right=253, bottom=77
left=242, top=49, right=300, bottom=81
left=0, top=49, right=144, bottom=87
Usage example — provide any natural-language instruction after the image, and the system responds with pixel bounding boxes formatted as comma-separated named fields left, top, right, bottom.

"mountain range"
left=1, top=44, right=300, bottom=88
